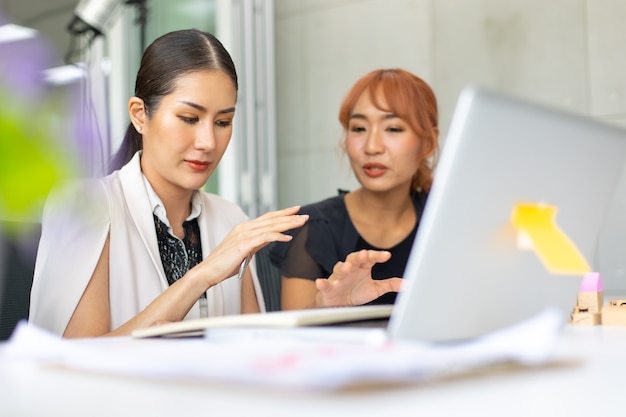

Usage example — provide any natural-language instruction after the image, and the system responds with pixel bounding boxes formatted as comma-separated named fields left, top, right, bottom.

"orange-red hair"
left=338, top=69, right=439, bottom=192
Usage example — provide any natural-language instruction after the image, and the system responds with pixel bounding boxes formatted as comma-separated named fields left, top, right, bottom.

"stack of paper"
left=1, top=308, right=564, bottom=390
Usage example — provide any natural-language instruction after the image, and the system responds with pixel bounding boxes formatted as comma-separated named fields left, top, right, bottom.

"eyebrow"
left=178, top=100, right=236, bottom=114
left=349, top=112, right=399, bottom=120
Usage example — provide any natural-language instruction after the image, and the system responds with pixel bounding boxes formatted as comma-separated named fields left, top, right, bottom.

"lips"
left=363, top=162, right=388, bottom=178
left=185, top=160, right=210, bottom=172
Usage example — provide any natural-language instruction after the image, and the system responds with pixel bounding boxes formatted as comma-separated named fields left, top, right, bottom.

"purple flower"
left=0, top=36, right=55, bottom=100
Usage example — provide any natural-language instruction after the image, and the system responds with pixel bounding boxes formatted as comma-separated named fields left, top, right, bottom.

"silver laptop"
left=388, top=87, right=626, bottom=343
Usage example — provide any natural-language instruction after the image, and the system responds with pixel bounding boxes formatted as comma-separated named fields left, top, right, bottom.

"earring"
left=135, top=125, right=142, bottom=132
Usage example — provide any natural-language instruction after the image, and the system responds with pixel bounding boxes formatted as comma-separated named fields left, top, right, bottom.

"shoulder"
left=48, top=176, right=104, bottom=197
left=44, top=177, right=111, bottom=223
left=268, top=194, right=349, bottom=267
left=299, top=194, right=347, bottom=221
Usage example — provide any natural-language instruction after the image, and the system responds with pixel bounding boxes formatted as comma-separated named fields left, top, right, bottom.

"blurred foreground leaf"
left=0, top=93, right=74, bottom=222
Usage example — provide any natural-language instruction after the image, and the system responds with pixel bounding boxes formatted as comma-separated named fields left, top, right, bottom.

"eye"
left=179, top=116, right=199, bottom=125
left=349, top=125, right=366, bottom=133
left=216, top=119, right=233, bottom=128
left=387, top=126, right=404, bottom=133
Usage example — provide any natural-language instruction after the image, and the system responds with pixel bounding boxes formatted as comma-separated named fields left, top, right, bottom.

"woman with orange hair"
left=269, top=69, right=440, bottom=310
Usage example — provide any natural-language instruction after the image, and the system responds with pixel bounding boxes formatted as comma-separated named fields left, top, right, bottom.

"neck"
left=162, top=191, right=193, bottom=226
left=141, top=158, right=194, bottom=227
left=158, top=187, right=193, bottom=240
left=347, top=186, right=414, bottom=224
left=345, top=186, right=417, bottom=249
left=148, top=182, right=194, bottom=229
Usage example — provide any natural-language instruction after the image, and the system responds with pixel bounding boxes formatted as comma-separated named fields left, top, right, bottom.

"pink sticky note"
left=579, top=272, right=603, bottom=292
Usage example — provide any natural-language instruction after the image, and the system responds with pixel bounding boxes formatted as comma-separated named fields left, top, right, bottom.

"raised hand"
left=314, top=249, right=403, bottom=307
left=194, top=206, right=308, bottom=288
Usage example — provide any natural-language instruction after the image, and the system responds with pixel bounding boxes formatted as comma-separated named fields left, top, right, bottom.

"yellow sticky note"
left=511, top=203, right=590, bottom=275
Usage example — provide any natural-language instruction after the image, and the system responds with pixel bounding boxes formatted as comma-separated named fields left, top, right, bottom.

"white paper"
left=1, top=308, right=565, bottom=390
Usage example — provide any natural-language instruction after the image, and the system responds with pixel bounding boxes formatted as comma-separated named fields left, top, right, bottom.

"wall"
left=273, top=0, right=626, bottom=290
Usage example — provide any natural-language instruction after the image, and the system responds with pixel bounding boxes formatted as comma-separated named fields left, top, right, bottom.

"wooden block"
left=576, top=291, right=604, bottom=313
left=570, top=306, right=601, bottom=326
left=601, top=299, right=626, bottom=326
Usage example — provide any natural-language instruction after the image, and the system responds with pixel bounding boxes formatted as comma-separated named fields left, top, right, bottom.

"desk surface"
left=1, top=325, right=625, bottom=417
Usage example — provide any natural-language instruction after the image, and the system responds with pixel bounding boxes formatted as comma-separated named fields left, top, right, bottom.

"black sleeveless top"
left=268, top=191, right=427, bottom=305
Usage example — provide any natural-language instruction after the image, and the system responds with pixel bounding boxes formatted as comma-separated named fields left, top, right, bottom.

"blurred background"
left=1, top=0, right=626, bottom=337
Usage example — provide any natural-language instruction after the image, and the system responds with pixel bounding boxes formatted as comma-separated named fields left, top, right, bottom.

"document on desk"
left=1, top=309, right=565, bottom=391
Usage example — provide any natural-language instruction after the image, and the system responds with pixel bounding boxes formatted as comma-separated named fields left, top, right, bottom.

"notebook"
left=132, top=87, right=626, bottom=342
left=131, top=305, right=393, bottom=338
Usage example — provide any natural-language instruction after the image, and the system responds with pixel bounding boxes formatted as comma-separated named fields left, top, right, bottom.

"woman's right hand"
left=313, top=249, right=403, bottom=307
left=194, top=206, right=308, bottom=288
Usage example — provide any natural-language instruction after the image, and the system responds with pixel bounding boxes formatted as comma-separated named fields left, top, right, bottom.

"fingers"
left=198, top=206, right=309, bottom=284
left=257, top=205, right=303, bottom=218
left=245, top=206, right=309, bottom=239
left=316, top=251, right=399, bottom=307
left=315, top=278, right=330, bottom=292
left=343, top=249, right=391, bottom=268
left=253, top=206, right=306, bottom=229
left=326, top=250, right=391, bottom=282
left=228, top=207, right=309, bottom=250
left=374, top=277, right=404, bottom=294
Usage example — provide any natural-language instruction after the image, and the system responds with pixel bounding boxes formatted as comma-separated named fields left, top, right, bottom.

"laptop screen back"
left=388, top=87, right=626, bottom=343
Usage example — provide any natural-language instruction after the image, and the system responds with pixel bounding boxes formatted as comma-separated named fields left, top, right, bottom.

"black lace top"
left=153, top=214, right=203, bottom=285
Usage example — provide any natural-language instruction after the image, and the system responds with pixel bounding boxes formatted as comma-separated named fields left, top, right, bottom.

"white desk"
left=1, top=325, right=625, bottom=417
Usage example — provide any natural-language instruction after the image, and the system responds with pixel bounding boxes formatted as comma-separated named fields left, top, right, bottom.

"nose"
left=363, top=127, right=384, bottom=155
left=195, top=126, right=217, bottom=151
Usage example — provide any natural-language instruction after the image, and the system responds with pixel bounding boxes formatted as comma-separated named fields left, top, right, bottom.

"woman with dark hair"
left=270, top=69, right=439, bottom=310
left=29, top=29, right=308, bottom=337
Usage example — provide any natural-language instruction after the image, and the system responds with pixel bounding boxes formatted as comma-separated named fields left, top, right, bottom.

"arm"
left=64, top=233, right=218, bottom=337
left=64, top=233, right=233, bottom=337
left=281, top=277, right=319, bottom=310
left=64, top=206, right=307, bottom=337
left=64, top=235, right=111, bottom=337
left=281, top=250, right=403, bottom=310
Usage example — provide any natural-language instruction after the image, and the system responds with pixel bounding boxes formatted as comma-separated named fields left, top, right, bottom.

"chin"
left=183, top=176, right=211, bottom=191
left=190, top=180, right=210, bottom=191
left=359, top=177, right=391, bottom=189
left=361, top=181, right=405, bottom=194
